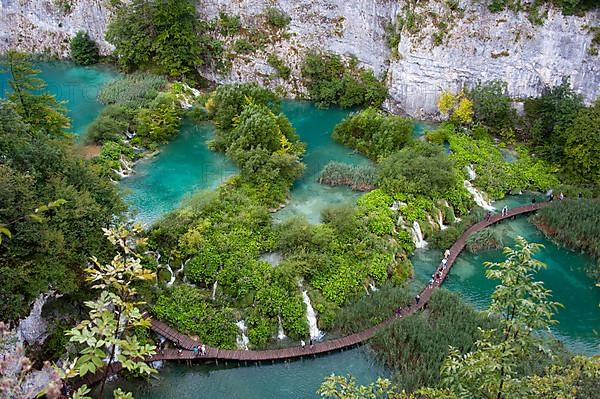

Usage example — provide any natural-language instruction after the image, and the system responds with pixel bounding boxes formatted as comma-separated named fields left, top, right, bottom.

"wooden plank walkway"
left=75, top=202, right=547, bottom=387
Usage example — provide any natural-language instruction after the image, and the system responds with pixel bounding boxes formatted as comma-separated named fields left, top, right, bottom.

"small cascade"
left=426, top=214, right=437, bottom=230
left=466, top=164, right=477, bottom=181
left=299, top=282, right=324, bottom=341
left=211, top=280, right=218, bottom=300
left=368, top=282, right=378, bottom=292
left=112, top=156, right=135, bottom=179
left=436, top=209, right=447, bottom=230
left=235, top=320, right=249, bottom=350
left=397, top=214, right=405, bottom=226
left=411, top=220, right=428, bottom=249
left=277, top=315, right=287, bottom=340
left=463, top=180, right=495, bottom=211
left=165, top=263, right=176, bottom=287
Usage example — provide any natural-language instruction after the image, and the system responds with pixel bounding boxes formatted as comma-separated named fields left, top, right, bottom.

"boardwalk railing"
left=76, top=202, right=547, bottom=387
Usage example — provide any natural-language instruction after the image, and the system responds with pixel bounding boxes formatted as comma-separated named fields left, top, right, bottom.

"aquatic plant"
left=98, top=73, right=167, bottom=107
left=317, top=161, right=377, bottom=191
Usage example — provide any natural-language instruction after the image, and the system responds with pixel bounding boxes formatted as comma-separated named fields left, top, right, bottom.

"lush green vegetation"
left=264, top=7, right=291, bottom=29
left=69, top=31, right=99, bottom=65
left=301, top=51, right=387, bottom=108
left=467, top=80, right=516, bottom=136
left=318, top=161, right=377, bottom=191
left=97, top=73, right=167, bottom=107
left=267, top=54, right=291, bottom=80
left=488, top=0, right=597, bottom=19
left=532, top=198, right=600, bottom=280
left=332, top=108, right=413, bottom=160
left=106, top=0, right=202, bottom=78
left=321, top=238, right=598, bottom=399
left=0, top=54, right=124, bottom=321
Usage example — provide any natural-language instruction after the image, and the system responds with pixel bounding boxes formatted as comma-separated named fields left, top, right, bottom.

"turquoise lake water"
left=0, top=62, right=119, bottom=135
left=3, top=63, right=597, bottom=396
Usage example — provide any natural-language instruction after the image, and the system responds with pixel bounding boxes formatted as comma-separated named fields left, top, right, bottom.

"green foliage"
left=93, top=141, right=135, bottom=179
left=467, top=80, right=516, bottom=133
left=448, top=132, right=559, bottom=199
left=377, top=142, right=458, bottom=200
left=332, top=108, right=413, bottom=160
left=98, top=73, right=167, bottom=107
left=105, top=0, right=202, bottom=77
left=371, top=289, right=496, bottom=392
left=153, top=285, right=238, bottom=348
left=70, top=31, right=99, bottom=65
left=437, top=90, right=473, bottom=126
left=332, top=282, right=412, bottom=335
left=317, top=161, right=377, bottom=191
left=533, top=199, right=600, bottom=281
left=0, top=51, right=70, bottom=137
left=563, top=99, right=600, bottom=184
left=232, top=38, right=256, bottom=54
left=64, top=226, right=156, bottom=399
left=301, top=51, right=387, bottom=108
left=523, top=78, right=583, bottom=162
left=135, top=92, right=183, bottom=147
left=267, top=54, right=291, bottom=80
left=218, top=12, right=241, bottom=36
left=264, top=7, right=291, bottom=29
left=84, top=104, right=136, bottom=144
left=0, top=100, right=124, bottom=321
left=487, top=0, right=596, bottom=18
left=465, top=229, right=504, bottom=253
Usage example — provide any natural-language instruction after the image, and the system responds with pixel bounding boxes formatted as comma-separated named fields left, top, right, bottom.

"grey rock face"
left=0, top=0, right=598, bottom=118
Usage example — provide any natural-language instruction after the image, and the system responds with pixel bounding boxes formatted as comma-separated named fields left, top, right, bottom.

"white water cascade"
left=368, top=282, right=378, bottom=292
left=436, top=209, right=447, bottom=230
left=165, top=263, right=176, bottom=287
left=411, top=220, right=428, bottom=249
left=299, top=283, right=324, bottom=341
left=235, top=320, right=250, bottom=350
left=463, top=180, right=495, bottom=211
left=466, top=164, right=477, bottom=181
left=277, top=315, right=287, bottom=340
left=112, top=156, right=135, bottom=179
left=211, top=280, right=218, bottom=300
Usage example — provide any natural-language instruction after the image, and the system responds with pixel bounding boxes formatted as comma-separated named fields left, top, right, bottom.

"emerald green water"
left=411, top=195, right=600, bottom=355
left=0, top=62, right=119, bottom=135
left=105, top=347, right=385, bottom=399
left=120, top=121, right=236, bottom=224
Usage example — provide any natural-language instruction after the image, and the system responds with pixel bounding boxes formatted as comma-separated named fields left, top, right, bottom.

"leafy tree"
left=0, top=51, right=70, bottom=137
left=437, top=90, right=473, bottom=126
left=70, top=31, right=100, bottom=65
left=64, top=226, right=156, bottom=399
left=563, top=99, right=600, bottom=184
left=523, top=78, right=583, bottom=162
left=377, top=142, right=458, bottom=199
left=106, top=0, right=202, bottom=78
left=467, top=80, right=516, bottom=133
left=135, top=92, right=182, bottom=146
left=84, top=104, right=136, bottom=144
left=332, top=107, right=413, bottom=160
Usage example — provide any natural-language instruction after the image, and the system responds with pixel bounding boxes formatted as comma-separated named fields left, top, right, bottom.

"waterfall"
left=463, top=180, right=495, bottom=211
left=466, top=164, right=477, bottom=181
left=211, top=280, right=218, bottom=300
left=277, top=315, right=287, bottom=340
left=436, top=209, right=447, bottom=230
left=235, top=320, right=249, bottom=350
left=112, top=156, right=135, bottom=179
left=166, top=263, right=176, bottom=287
left=368, top=282, right=378, bottom=292
left=411, top=221, right=428, bottom=249
left=299, top=283, right=324, bottom=341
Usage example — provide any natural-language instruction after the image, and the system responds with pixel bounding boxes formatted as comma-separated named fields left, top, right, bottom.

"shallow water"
left=411, top=197, right=600, bottom=355
left=120, top=120, right=236, bottom=224
left=0, top=61, right=119, bottom=136
left=105, top=346, right=386, bottom=399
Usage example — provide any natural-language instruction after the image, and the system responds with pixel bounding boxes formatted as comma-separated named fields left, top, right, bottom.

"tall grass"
left=532, top=198, right=600, bottom=280
left=98, top=72, right=167, bottom=107
left=318, top=161, right=377, bottom=191
left=466, top=229, right=504, bottom=253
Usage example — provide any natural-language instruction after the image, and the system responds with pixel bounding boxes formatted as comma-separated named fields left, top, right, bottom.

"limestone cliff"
left=0, top=0, right=598, bottom=118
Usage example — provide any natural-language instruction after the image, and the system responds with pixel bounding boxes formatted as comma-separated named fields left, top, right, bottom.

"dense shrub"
left=318, top=162, right=377, bottom=191
left=84, top=104, right=136, bottom=144
left=563, top=99, right=600, bottom=184
left=218, top=12, right=241, bottom=36
left=267, top=54, right=291, bottom=79
left=467, top=80, right=516, bottom=133
left=377, top=142, right=458, bottom=199
left=232, top=38, right=255, bottom=54
left=264, top=7, right=291, bottom=29
left=69, top=31, right=99, bottom=65
left=98, top=73, right=167, bottom=107
left=301, top=51, right=387, bottom=108
left=134, top=92, right=183, bottom=147
left=332, top=108, right=413, bottom=160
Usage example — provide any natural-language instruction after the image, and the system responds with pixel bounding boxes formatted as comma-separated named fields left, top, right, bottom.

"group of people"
left=300, top=338, right=314, bottom=348
left=428, top=249, right=451, bottom=288
left=173, top=342, right=206, bottom=356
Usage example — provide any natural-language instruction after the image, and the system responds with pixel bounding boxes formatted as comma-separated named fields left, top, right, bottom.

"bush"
left=332, top=108, right=413, bottom=160
left=70, top=31, right=99, bottom=65
left=218, top=12, right=241, bottom=36
left=267, top=54, right=291, bottom=80
left=264, top=7, right=291, bottom=29
left=318, top=161, right=377, bottom=191
left=232, top=38, right=255, bottom=54
left=467, top=80, right=516, bottom=132
left=301, top=51, right=387, bottom=108
left=84, top=104, right=136, bottom=144
left=135, top=92, right=183, bottom=146
left=98, top=73, right=167, bottom=107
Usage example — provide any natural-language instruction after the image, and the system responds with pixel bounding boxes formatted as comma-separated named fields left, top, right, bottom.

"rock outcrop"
left=0, top=0, right=598, bottom=118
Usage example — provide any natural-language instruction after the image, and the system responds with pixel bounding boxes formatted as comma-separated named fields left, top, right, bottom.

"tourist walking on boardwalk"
left=501, top=205, right=508, bottom=216
left=200, top=344, right=206, bottom=356
left=415, top=294, right=420, bottom=305
left=444, top=249, right=450, bottom=259
left=485, top=212, right=491, bottom=222
left=193, top=345, right=199, bottom=357
left=301, top=339, right=306, bottom=349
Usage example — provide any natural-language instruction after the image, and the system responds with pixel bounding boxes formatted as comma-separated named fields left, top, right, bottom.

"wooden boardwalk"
left=75, top=202, right=546, bottom=387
